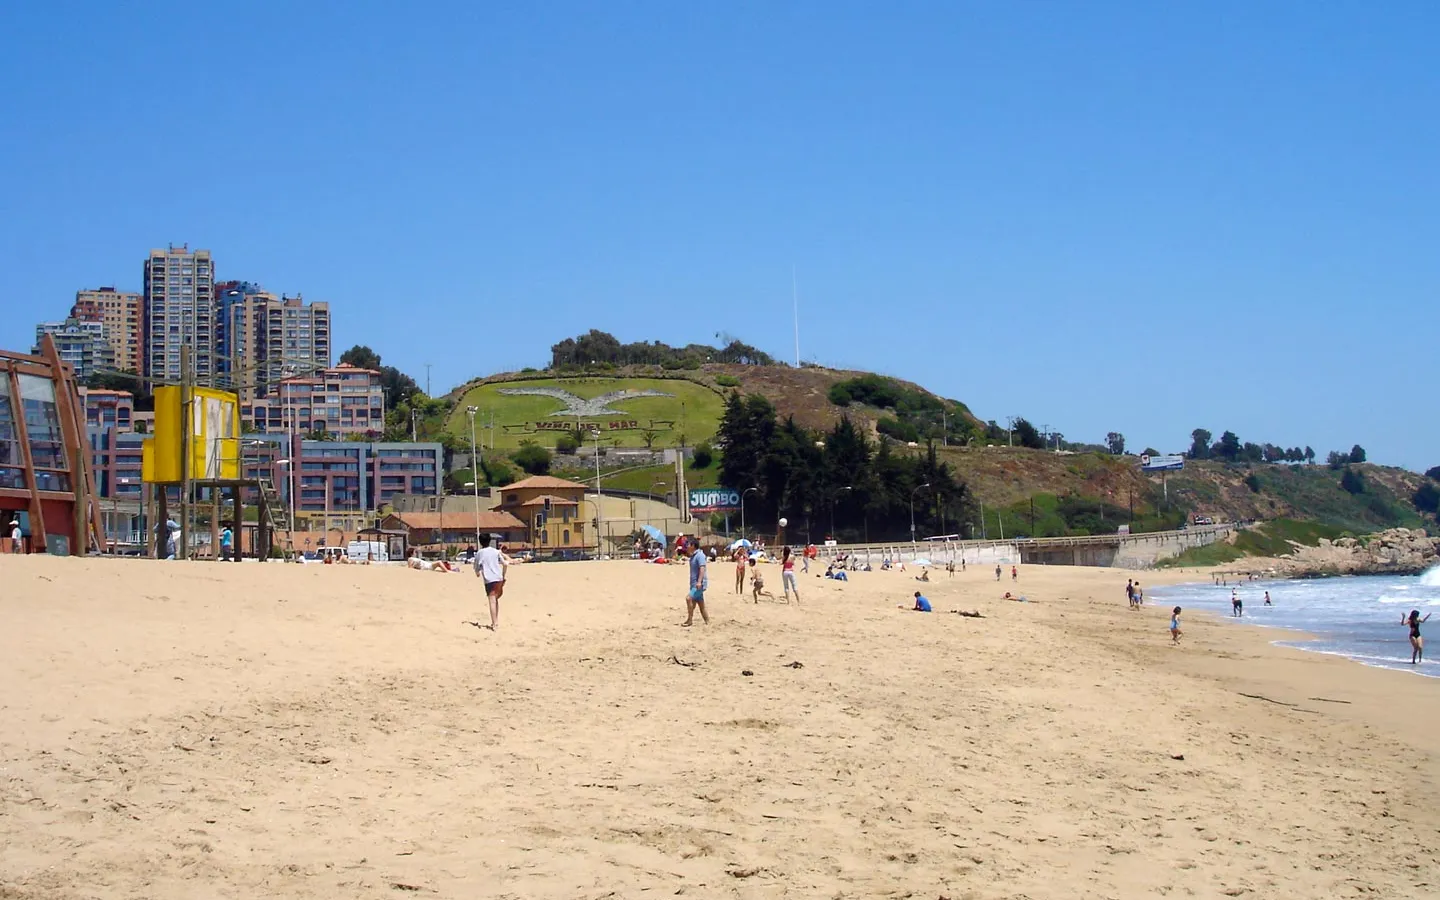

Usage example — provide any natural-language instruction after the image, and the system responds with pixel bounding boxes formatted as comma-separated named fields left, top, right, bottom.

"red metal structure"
left=0, top=335, right=106, bottom=554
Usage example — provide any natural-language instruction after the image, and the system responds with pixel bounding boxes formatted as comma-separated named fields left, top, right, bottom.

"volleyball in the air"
left=778, top=517, right=788, bottom=527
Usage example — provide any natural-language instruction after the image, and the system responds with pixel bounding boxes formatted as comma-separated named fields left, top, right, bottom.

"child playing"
left=749, top=558, right=777, bottom=603
left=1170, top=606, right=1183, bottom=645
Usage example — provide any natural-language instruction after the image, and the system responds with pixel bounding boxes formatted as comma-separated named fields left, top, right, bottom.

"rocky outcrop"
left=1230, top=528, right=1439, bottom=578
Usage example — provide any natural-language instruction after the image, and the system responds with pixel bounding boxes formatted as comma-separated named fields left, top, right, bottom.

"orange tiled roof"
left=390, top=511, right=526, bottom=531
left=516, top=494, right=580, bottom=508
left=500, top=475, right=588, bottom=492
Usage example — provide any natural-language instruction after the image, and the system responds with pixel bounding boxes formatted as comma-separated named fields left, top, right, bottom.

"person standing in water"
left=1404, top=610, right=1431, bottom=664
left=1231, top=588, right=1243, bottom=617
left=1263, top=591, right=1272, bottom=607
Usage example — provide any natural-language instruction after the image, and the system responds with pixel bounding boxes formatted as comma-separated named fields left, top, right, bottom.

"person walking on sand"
left=734, top=548, right=748, bottom=595
left=472, top=534, right=509, bottom=632
left=1125, top=579, right=1135, bottom=608
left=1133, top=581, right=1143, bottom=607
left=782, top=546, right=801, bottom=603
left=995, top=564, right=1002, bottom=581
left=682, top=540, right=710, bottom=626
left=1404, top=610, right=1431, bottom=664
left=1011, top=565, right=1018, bottom=582
left=1231, top=588, right=1243, bottom=618
left=1170, top=607, right=1183, bottom=645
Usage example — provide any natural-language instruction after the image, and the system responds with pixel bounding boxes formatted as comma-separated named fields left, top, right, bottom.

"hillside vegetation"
left=442, top=336, right=1435, bottom=537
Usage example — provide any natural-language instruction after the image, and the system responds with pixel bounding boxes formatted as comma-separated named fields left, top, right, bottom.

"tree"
left=1013, top=418, right=1043, bottom=450
left=338, top=345, right=381, bottom=371
left=641, top=430, right=659, bottom=450
left=1105, top=432, right=1126, bottom=455
left=1426, top=466, right=1440, bottom=481
left=1244, top=473, right=1262, bottom=493
left=511, top=441, right=552, bottom=475
left=1189, top=429, right=1212, bottom=459
left=692, top=442, right=714, bottom=468
left=1212, top=431, right=1242, bottom=462
left=1349, top=444, right=1367, bottom=464
left=1142, top=447, right=1159, bottom=457
left=1414, top=482, right=1440, bottom=514
left=1304, top=446, right=1316, bottom=464
left=1327, top=451, right=1349, bottom=469
left=555, top=429, right=582, bottom=454
left=1340, top=467, right=1366, bottom=494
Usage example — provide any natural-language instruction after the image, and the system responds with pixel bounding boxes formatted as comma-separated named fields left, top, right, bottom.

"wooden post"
left=179, top=345, right=192, bottom=560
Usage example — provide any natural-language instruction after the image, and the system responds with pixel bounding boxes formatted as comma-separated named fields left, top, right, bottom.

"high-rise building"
left=33, top=318, right=115, bottom=380
left=214, top=280, right=275, bottom=398
left=259, top=295, right=331, bottom=395
left=143, top=245, right=214, bottom=387
left=213, top=283, right=330, bottom=399
left=71, top=287, right=143, bottom=374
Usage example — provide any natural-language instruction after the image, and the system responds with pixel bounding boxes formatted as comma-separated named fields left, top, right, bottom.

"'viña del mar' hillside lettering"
left=496, top=386, right=673, bottom=417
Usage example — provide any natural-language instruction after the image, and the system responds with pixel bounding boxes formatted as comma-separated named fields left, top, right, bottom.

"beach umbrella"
left=913, top=558, right=933, bottom=567
left=729, top=538, right=753, bottom=551
left=639, top=524, right=665, bottom=545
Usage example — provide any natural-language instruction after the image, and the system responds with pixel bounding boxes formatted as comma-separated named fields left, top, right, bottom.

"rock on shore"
left=1234, top=527, right=1439, bottom=578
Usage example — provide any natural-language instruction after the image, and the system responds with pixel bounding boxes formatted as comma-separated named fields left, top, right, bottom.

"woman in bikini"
left=734, top=548, right=749, bottom=595
left=1404, top=609, right=1431, bottom=664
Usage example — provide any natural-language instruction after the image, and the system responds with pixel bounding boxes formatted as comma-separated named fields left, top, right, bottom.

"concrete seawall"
left=809, top=525, right=1232, bottom=570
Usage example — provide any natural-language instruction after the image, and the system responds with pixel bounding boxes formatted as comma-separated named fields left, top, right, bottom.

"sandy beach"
left=2, top=555, right=1437, bottom=899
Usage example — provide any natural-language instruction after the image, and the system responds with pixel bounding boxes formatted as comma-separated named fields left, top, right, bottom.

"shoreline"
left=2, top=555, right=1437, bottom=897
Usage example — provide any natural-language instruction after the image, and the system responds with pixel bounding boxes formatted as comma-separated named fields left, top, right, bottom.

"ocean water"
left=1150, top=566, right=1440, bottom=679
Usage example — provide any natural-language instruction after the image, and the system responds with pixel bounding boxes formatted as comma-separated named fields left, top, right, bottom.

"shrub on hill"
left=1414, top=482, right=1440, bottom=514
left=511, top=441, right=552, bottom=476
left=715, top=374, right=740, bottom=387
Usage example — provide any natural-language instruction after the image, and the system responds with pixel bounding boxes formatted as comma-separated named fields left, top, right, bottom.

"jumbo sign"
left=688, top=488, right=743, bottom=514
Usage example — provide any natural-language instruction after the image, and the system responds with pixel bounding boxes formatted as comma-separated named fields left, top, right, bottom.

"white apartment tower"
left=143, top=245, right=214, bottom=386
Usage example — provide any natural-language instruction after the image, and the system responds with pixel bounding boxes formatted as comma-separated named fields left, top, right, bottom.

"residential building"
left=214, top=285, right=331, bottom=399
left=88, top=429, right=145, bottom=500
left=259, top=295, right=330, bottom=395
left=143, top=245, right=215, bottom=387
left=242, top=363, right=384, bottom=439
left=495, top=474, right=591, bottom=551
left=378, top=510, right=528, bottom=552
left=33, top=318, right=115, bottom=380
left=214, top=280, right=272, bottom=395
left=0, top=336, right=106, bottom=554
left=71, top=287, right=143, bottom=374
left=79, top=388, right=135, bottom=432
left=239, top=435, right=441, bottom=519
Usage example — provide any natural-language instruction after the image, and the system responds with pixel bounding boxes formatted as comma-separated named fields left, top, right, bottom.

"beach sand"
left=2, top=555, right=1437, bottom=899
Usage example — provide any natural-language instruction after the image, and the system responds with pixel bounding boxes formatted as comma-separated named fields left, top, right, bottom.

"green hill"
left=445, top=375, right=724, bottom=451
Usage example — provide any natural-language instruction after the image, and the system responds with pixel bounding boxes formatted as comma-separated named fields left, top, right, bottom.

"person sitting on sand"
left=1404, top=609, right=1431, bottom=664
left=900, top=592, right=932, bottom=612
left=916, top=569, right=930, bottom=583
left=1171, top=606, right=1183, bottom=644
left=748, top=558, right=777, bottom=603
left=824, top=564, right=848, bottom=582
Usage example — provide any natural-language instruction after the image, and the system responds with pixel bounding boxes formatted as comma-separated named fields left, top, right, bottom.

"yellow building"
left=496, top=475, right=591, bottom=551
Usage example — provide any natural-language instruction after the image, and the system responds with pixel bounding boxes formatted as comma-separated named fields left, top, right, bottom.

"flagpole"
left=792, top=265, right=800, bottom=366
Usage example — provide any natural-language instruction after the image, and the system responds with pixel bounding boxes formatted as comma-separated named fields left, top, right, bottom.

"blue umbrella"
left=729, top=538, right=753, bottom=551
left=639, top=524, right=665, bottom=544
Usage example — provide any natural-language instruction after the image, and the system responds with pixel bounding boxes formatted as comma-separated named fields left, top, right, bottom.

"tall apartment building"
left=142, top=245, right=214, bottom=387
left=71, top=287, right=143, bottom=374
left=214, top=283, right=330, bottom=399
left=259, top=295, right=331, bottom=395
left=33, top=318, right=115, bottom=380
left=215, top=280, right=275, bottom=398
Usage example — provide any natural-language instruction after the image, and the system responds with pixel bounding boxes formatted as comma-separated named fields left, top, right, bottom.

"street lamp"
left=910, top=481, right=931, bottom=554
left=466, top=406, right=482, bottom=546
left=740, top=486, right=759, bottom=539
left=832, top=485, right=853, bottom=539
left=650, top=479, right=667, bottom=506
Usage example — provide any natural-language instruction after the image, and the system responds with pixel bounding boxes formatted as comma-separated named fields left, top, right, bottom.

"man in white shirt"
left=472, top=534, right=509, bottom=631
left=8, top=518, right=22, bottom=554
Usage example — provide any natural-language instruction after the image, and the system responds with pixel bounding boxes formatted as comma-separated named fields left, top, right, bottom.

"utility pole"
left=467, top=406, right=482, bottom=546
left=179, top=344, right=192, bottom=560
left=1005, top=416, right=1017, bottom=448
left=593, top=428, right=604, bottom=558
left=424, top=363, right=432, bottom=397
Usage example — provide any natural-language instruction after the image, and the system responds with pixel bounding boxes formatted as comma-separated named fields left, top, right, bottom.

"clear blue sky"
left=3, top=2, right=1436, bottom=468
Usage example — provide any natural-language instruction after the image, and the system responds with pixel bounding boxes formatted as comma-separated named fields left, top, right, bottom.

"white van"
left=346, top=540, right=390, bottom=563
